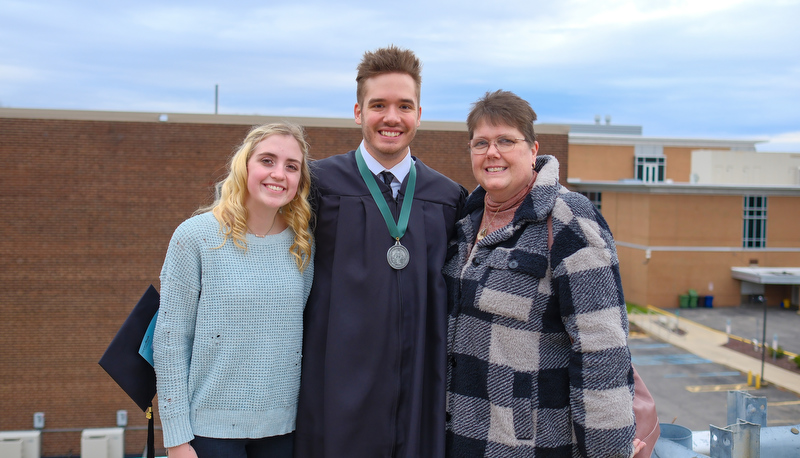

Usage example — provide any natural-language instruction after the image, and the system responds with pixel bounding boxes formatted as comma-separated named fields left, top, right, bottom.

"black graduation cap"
left=99, top=284, right=159, bottom=458
left=99, top=284, right=159, bottom=411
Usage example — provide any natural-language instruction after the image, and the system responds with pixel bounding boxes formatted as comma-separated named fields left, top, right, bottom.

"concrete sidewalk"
left=629, top=307, right=800, bottom=396
left=663, top=304, right=800, bottom=357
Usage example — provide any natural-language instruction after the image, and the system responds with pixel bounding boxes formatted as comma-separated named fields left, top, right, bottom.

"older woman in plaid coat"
left=444, top=90, right=637, bottom=457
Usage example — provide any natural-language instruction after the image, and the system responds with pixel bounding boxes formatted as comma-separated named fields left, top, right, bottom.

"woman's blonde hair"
left=199, top=122, right=313, bottom=272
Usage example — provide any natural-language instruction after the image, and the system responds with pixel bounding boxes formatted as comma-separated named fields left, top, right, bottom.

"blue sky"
left=2, top=0, right=799, bottom=151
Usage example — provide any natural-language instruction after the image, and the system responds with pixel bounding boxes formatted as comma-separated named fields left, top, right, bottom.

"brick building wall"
left=0, top=110, right=568, bottom=456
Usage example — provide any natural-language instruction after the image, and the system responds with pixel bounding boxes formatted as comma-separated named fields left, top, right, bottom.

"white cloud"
left=756, top=131, right=800, bottom=153
left=770, top=131, right=800, bottom=143
left=0, top=0, right=798, bottom=141
left=0, top=64, right=42, bottom=82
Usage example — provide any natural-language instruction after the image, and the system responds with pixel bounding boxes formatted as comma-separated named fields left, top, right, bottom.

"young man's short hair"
left=356, top=45, right=422, bottom=106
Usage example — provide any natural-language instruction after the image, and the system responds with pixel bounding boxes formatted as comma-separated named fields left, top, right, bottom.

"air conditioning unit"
left=0, top=430, right=41, bottom=458
left=81, top=427, right=124, bottom=458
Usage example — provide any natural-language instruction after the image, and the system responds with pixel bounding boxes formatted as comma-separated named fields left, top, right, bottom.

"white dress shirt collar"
left=359, top=141, right=414, bottom=198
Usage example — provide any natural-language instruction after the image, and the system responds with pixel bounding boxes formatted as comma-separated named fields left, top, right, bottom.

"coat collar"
left=464, top=155, right=562, bottom=226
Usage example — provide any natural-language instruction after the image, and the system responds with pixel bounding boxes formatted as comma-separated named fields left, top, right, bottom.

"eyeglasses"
left=468, top=136, right=527, bottom=154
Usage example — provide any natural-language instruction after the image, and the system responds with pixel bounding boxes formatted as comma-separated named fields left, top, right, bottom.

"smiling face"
left=471, top=119, right=539, bottom=203
left=245, top=134, right=304, bottom=215
left=355, top=72, right=421, bottom=168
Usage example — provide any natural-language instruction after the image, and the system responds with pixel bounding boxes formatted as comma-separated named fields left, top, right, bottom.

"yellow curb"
left=635, top=305, right=799, bottom=359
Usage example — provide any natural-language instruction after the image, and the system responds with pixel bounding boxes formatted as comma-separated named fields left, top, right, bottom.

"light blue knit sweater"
left=154, top=212, right=314, bottom=448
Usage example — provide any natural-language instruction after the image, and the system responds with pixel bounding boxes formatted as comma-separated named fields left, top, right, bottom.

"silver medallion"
left=387, top=240, right=410, bottom=270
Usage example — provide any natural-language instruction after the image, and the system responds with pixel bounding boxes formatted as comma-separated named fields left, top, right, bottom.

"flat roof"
left=569, top=132, right=762, bottom=150
left=731, top=267, right=800, bottom=285
left=569, top=124, right=643, bottom=135
left=567, top=179, right=800, bottom=196
left=0, top=107, right=570, bottom=135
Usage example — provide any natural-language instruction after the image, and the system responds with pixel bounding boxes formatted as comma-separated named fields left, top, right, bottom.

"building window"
left=635, top=156, right=665, bottom=182
left=580, top=191, right=602, bottom=211
left=743, top=196, right=767, bottom=248
left=634, top=144, right=665, bottom=183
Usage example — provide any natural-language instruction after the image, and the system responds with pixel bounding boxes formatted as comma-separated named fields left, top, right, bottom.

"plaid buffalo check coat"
left=443, top=155, right=635, bottom=457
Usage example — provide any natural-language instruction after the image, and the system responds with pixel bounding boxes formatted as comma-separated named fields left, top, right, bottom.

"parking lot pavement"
left=663, top=304, right=800, bottom=356
left=629, top=332, right=800, bottom=432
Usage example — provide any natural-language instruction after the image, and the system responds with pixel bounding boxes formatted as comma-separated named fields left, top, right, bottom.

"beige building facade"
left=566, top=128, right=800, bottom=309
left=691, top=149, right=800, bottom=185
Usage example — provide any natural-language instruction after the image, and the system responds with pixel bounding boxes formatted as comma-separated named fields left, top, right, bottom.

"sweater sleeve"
left=550, top=194, right=635, bottom=458
left=154, top=219, right=203, bottom=448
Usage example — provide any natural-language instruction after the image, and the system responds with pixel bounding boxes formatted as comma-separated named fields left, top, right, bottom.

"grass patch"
left=626, top=303, right=648, bottom=314
left=767, top=345, right=786, bottom=359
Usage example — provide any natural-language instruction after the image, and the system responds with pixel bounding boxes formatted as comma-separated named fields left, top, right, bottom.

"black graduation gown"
left=295, top=151, right=466, bottom=458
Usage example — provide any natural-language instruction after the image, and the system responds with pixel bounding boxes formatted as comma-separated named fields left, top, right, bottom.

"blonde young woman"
left=154, top=123, right=314, bottom=458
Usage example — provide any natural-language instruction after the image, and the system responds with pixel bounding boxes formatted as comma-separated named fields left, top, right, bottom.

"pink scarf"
left=477, top=171, right=537, bottom=241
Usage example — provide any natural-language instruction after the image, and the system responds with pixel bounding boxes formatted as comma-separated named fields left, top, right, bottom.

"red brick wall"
left=536, top=132, right=569, bottom=186
left=0, top=116, right=568, bottom=456
left=0, top=118, right=251, bottom=456
left=306, top=127, right=568, bottom=192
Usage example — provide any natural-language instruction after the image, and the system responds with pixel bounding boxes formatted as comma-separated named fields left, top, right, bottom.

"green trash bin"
left=688, top=289, right=698, bottom=308
left=679, top=295, right=690, bottom=308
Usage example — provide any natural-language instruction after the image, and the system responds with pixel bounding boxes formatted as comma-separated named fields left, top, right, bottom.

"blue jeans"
left=190, top=433, right=293, bottom=458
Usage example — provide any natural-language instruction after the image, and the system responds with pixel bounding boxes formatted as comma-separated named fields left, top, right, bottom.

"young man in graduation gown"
left=294, top=46, right=466, bottom=457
